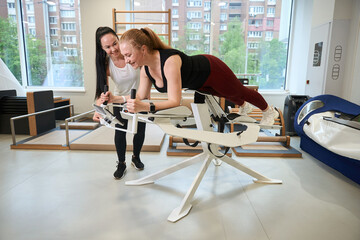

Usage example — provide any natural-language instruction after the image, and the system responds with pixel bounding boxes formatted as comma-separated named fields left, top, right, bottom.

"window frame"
left=10, top=0, right=85, bottom=92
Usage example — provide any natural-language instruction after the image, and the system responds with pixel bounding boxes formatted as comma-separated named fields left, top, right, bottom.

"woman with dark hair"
left=119, top=27, right=279, bottom=125
left=94, top=26, right=146, bottom=180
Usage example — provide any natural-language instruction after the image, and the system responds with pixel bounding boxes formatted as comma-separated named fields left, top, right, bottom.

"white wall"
left=286, top=0, right=313, bottom=95
left=311, top=0, right=335, bottom=27
left=308, top=0, right=360, bottom=104
left=342, top=0, right=360, bottom=104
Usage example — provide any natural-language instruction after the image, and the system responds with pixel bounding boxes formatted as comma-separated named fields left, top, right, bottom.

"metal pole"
left=10, top=104, right=74, bottom=146
left=64, top=110, right=95, bottom=147
left=10, top=119, right=16, bottom=145
left=65, top=120, right=69, bottom=147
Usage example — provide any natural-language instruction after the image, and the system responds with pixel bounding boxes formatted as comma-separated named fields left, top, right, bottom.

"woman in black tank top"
left=119, top=27, right=279, bottom=126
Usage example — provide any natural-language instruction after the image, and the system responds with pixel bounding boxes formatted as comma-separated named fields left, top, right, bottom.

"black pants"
left=114, top=106, right=146, bottom=163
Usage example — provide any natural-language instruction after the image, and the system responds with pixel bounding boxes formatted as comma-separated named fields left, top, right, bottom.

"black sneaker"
left=131, top=155, right=144, bottom=170
left=113, top=161, right=126, bottom=179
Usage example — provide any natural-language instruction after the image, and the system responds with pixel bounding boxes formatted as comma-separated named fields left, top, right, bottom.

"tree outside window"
left=0, top=0, right=84, bottom=88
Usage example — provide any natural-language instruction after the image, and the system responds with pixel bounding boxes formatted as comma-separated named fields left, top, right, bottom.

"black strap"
left=227, top=113, right=241, bottom=120
left=183, top=138, right=199, bottom=147
left=176, top=124, right=200, bottom=147
left=207, top=143, right=230, bottom=158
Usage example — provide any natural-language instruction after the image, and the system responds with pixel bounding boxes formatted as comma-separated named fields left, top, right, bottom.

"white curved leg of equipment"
left=168, top=154, right=213, bottom=222
left=220, top=154, right=282, bottom=184
left=125, top=152, right=207, bottom=186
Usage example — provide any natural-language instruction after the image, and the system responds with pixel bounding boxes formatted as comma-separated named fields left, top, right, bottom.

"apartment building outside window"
left=229, top=13, right=241, bottom=20
left=60, top=0, right=75, bottom=4
left=220, top=2, right=227, bottom=9
left=129, top=0, right=292, bottom=90
left=249, top=6, right=264, bottom=15
left=50, top=28, right=58, bottom=36
left=229, top=2, right=241, bottom=9
left=62, top=35, right=77, bottom=44
left=49, top=16, right=57, bottom=24
left=60, top=10, right=75, bottom=18
left=187, top=22, right=201, bottom=30
left=172, top=20, right=179, bottom=30
left=187, top=0, right=202, bottom=7
left=29, top=28, right=36, bottom=36
left=0, top=0, right=84, bottom=88
left=248, top=31, right=262, bottom=38
left=26, top=3, right=33, bottom=11
left=203, top=23, right=210, bottom=33
left=28, top=16, right=35, bottom=23
left=268, top=0, right=276, bottom=5
left=220, top=13, right=227, bottom=22
left=267, top=7, right=275, bottom=17
left=248, top=42, right=259, bottom=49
left=61, top=22, right=76, bottom=31
left=51, top=39, right=59, bottom=47
left=204, top=1, right=210, bottom=10
left=220, top=24, right=227, bottom=31
left=249, top=19, right=263, bottom=27
left=267, top=19, right=274, bottom=27
left=265, top=31, right=273, bottom=40
left=189, top=33, right=201, bottom=40
left=48, top=5, right=56, bottom=12
left=187, top=11, right=202, bottom=19
left=64, top=48, right=77, bottom=56
left=204, top=12, right=210, bottom=22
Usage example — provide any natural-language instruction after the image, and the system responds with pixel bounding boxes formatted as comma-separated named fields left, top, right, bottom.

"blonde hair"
left=120, top=27, right=171, bottom=53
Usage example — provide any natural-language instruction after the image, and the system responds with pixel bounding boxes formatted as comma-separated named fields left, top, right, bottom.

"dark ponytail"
left=95, top=26, right=118, bottom=99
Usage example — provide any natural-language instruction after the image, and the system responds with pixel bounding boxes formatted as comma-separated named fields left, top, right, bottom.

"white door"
left=305, top=22, right=331, bottom=97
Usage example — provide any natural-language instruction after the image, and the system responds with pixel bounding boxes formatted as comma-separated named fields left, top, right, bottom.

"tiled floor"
left=0, top=134, right=359, bottom=240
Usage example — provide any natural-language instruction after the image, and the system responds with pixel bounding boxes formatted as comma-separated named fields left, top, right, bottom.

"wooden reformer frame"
left=112, top=8, right=172, bottom=46
left=222, top=86, right=300, bottom=157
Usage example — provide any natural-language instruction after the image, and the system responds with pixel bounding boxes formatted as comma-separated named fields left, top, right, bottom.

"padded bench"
left=0, top=90, right=56, bottom=135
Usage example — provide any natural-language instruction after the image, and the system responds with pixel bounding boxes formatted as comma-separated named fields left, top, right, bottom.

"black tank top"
left=144, top=49, right=210, bottom=93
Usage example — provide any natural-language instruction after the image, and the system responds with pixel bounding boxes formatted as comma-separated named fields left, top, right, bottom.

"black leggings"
left=114, top=106, right=146, bottom=163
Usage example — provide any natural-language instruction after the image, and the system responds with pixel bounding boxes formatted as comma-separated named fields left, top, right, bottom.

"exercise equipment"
left=283, top=95, right=310, bottom=135
left=227, top=106, right=301, bottom=158
left=295, top=94, right=360, bottom=184
left=94, top=91, right=282, bottom=222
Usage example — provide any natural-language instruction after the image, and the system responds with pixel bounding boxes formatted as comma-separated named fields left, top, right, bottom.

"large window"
left=0, top=0, right=83, bottom=88
left=130, top=0, right=293, bottom=90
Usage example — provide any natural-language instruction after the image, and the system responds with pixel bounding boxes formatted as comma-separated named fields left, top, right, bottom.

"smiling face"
left=100, top=33, right=121, bottom=59
left=120, top=41, right=144, bottom=69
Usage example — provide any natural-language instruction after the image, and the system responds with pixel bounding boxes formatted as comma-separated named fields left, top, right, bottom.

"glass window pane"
left=2, top=0, right=84, bottom=88
left=131, top=0, right=293, bottom=90
left=0, top=1, right=22, bottom=85
left=21, top=0, right=83, bottom=87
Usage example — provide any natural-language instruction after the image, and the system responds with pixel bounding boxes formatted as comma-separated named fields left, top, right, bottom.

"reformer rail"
left=10, top=104, right=74, bottom=146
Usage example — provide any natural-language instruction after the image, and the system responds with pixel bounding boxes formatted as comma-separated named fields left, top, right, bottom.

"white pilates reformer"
left=94, top=92, right=282, bottom=222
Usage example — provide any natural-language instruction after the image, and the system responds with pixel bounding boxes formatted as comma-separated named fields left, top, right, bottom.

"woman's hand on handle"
left=126, top=98, right=149, bottom=113
left=93, top=112, right=101, bottom=122
left=100, top=91, right=114, bottom=104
